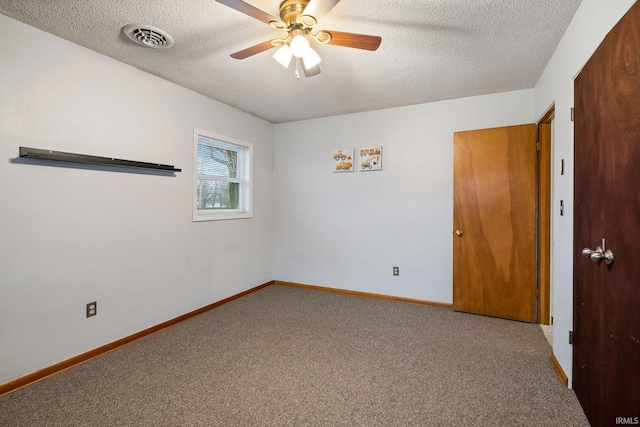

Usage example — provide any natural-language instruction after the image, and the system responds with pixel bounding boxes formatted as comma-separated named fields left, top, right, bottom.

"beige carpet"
left=0, top=284, right=588, bottom=426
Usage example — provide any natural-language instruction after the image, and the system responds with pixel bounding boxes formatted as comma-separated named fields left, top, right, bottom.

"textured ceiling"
left=0, top=0, right=582, bottom=123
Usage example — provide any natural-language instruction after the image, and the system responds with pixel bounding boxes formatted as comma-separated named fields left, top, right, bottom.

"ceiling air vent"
left=123, top=24, right=174, bottom=49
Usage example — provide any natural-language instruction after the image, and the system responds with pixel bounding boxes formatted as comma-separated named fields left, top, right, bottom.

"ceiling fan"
left=216, top=0, right=382, bottom=78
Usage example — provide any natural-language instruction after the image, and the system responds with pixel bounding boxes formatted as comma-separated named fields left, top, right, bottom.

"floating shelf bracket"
left=19, top=147, right=181, bottom=172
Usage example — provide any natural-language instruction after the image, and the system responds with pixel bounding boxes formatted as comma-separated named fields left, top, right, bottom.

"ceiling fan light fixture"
left=273, top=44, right=293, bottom=68
left=302, top=46, right=322, bottom=70
left=216, top=0, right=381, bottom=79
left=290, top=34, right=310, bottom=58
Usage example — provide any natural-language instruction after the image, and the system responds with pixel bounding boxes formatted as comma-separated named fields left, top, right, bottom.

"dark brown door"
left=453, top=124, right=536, bottom=322
left=573, top=3, right=640, bottom=425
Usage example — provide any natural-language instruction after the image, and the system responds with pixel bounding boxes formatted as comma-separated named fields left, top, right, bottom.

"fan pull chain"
left=295, top=59, right=300, bottom=80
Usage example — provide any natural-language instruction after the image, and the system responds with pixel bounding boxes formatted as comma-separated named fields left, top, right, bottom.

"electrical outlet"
left=86, top=301, right=97, bottom=318
left=393, top=267, right=399, bottom=276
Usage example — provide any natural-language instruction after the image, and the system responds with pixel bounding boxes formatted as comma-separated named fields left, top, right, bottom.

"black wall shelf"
left=19, top=147, right=181, bottom=172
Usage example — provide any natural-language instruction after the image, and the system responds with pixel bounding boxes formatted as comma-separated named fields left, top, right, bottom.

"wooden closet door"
left=453, top=124, right=536, bottom=322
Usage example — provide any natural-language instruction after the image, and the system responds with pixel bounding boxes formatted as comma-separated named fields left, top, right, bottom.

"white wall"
left=0, top=15, right=274, bottom=385
left=274, top=90, right=534, bottom=303
left=534, top=0, right=636, bottom=387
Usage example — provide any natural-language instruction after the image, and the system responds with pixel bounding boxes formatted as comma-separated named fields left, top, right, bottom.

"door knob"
left=581, top=247, right=594, bottom=258
left=593, top=249, right=614, bottom=265
left=582, top=246, right=614, bottom=265
left=455, top=229, right=463, bottom=237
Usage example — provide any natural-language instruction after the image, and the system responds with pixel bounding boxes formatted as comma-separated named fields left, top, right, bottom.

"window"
left=193, top=129, right=252, bottom=221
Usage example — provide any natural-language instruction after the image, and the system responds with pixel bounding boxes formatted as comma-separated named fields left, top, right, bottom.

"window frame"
left=193, top=129, right=253, bottom=221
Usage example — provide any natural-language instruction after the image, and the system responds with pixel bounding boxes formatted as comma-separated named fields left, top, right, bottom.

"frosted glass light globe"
left=290, top=34, right=310, bottom=58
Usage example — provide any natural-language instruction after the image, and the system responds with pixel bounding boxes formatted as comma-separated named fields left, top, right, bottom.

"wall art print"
left=359, top=146, right=382, bottom=171
left=332, top=149, right=354, bottom=172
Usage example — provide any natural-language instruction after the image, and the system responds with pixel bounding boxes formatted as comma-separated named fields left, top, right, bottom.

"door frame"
left=537, top=107, right=554, bottom=325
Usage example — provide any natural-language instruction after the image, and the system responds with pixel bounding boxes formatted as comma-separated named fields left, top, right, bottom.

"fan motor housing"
left=279, top=0, right=310, bottom=26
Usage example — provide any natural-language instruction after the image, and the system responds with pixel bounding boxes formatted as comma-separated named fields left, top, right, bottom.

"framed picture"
left=332, top=148, right=354, bottom=172
left=359, top=146, right=382, bottom=171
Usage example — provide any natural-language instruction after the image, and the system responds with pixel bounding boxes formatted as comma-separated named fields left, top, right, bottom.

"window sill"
left=193, top=211, right=252, bottom=222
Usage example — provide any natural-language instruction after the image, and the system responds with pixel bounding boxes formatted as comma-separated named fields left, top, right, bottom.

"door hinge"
left=569, top=330, right=574, bottom=345
left=536, top=141, right=541, bottom=151
left=571, top=107, right=575, bottom=122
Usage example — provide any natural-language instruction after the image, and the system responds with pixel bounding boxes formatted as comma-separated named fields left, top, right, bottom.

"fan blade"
left=302, top=0, right=341, bottom=22
left=323, top=30, right=381, bottom=51
left=303, top=63, right=321, bottom=77
left=216, top=0, right=284, bottom=27
left=230, top=40, right=278, bottom=59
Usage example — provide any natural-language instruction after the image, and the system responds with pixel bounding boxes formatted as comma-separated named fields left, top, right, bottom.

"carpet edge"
left=274, top=280, right=453, bottom=309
